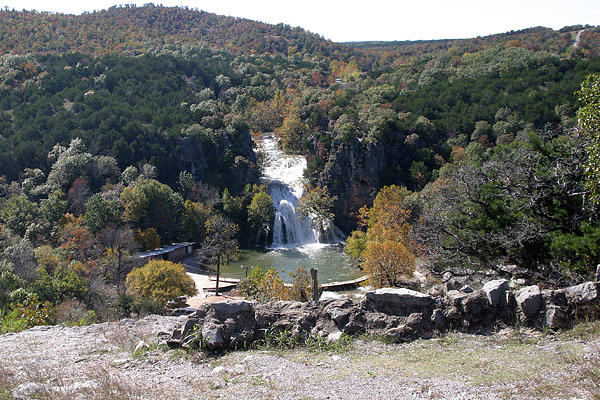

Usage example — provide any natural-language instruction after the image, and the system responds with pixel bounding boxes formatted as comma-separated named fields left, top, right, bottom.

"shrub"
left=0, top=292, right=54, bottom=333
left=125, top=260, right=196, bottom=308
left=54, top=298, right=98, bottom=326
left=238, top=267, right=287, bottom=302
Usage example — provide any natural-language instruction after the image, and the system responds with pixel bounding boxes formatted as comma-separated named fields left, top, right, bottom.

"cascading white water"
left=260, top=135, right=344, bottom=247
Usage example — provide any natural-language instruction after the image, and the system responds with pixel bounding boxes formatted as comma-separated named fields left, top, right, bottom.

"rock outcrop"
left=166, top=281, right=600, bottom=351
left=311, top=137, right=387, bottom=234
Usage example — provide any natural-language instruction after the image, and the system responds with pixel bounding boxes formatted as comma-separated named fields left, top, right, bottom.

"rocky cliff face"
left=313, top=138, right=387, bottom=234
left=175, top=129, right=259, bottom=193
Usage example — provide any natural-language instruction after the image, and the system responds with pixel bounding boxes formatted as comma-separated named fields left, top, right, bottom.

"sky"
left=1, top=0, right=599, bottom=42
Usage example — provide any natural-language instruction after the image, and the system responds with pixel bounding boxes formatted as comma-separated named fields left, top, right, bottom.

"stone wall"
left=166, top=280, right=600, bottom=350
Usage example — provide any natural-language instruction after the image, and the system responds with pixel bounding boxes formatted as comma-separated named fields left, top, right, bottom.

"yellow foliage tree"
left=346, top=185, right=417, bottom=288
left=126, top=260, right=196, bottom=307
left=259, top=268, right=288, bottom=301
left=361, top=241, right=415, bottom=287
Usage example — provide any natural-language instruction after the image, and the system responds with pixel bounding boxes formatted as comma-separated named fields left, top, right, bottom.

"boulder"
left=430, top=308, right=446, bottom=328
left=326, top=331, right=343, bottom=343
left=460, top=291, right=489, bottom=320
left=445, top=290, right=468, bottom=308
left=254, top=301, right=318, bottom=331
left=482, top=279, right=509, bottom=307
left=515, top=285, right=542, bottom=318
left=544, top=306, right=567, bottom=330
left=444, top=278, right=461, bottom=292
left=211, top=300, right=253, bottom=315
left=565, top=282, right=600, bottom=305
left=366, top=288, right=433, bottom=309
left=383, top=313, right=427, bottom=341
left=460, top=285, right=474, bottom=293
left=322, top=298, right=357, bottom=328
left=542, top=289, right=568, bottom=307
left=202, top=322, right=225, bottom=349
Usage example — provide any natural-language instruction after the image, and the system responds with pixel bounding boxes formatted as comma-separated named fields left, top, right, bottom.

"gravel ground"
left=1, top=315, right=599, bottom=399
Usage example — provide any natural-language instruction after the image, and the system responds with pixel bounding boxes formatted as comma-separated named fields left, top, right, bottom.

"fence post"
left=310, top=268, right=320, bottom=301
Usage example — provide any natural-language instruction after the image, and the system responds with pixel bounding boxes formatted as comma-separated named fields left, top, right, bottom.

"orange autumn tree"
left=346, top=185, right=417, bottom=287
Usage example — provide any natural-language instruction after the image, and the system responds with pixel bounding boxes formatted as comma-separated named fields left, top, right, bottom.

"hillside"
left=347, top=25, right=600, bottom=70
left=0, top=5, right=343, bottom=57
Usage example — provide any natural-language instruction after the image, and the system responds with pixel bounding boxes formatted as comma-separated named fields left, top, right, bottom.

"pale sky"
left=1, top=0, right=599, bottom=42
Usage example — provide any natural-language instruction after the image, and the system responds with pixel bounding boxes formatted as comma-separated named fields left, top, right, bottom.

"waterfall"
left=260, top=135, right=344, bottom=247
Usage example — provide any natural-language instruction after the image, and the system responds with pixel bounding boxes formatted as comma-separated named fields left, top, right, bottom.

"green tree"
left=0, top=195, right=38, bottom=237
left=120, top=179, right=184, bottom=243
left=201, top=214, right=239, bottom=294
left=297, top=185, right=337, bottom=233
left=135, top=228, right=161, bottom=251
left=178, top=171, right=195, bottom=200
left=247, top=191, right=274, bottom=244
left=578, top=74, right=600, bottom=203
left=181, top=200, right=210, bottom=243
left=83, top=194, right=122, bottom=234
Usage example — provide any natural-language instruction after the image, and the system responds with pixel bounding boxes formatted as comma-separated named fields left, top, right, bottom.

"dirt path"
left=1, top=316, right=599, bottom=399
left=574, top=29, right=585, bottom=49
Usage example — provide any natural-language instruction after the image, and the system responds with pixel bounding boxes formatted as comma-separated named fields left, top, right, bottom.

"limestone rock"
left=13, top=382, right=51, bottom=400
left=202, top=323, right=225, bottom=349
left=565, top=282, right=600, bottom=305
left=460, top=285, right=474, bottom=293
left=515, top=285, right=542, bottom=318
left=482, top=279, right=509, bottom=307
left=366, top=288, right=433, bottom=309
left=327, top=331, right=343, bottom=343
left=544, top=306, right=567, bottom=330
left=430, top=308, right=446, bottom=328
left=460, top=291, right=489, bottom=320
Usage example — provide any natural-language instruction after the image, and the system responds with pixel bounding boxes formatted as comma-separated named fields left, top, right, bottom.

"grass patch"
left=561, top=319, right=600, bottom=340
left=252, top=327, right=353, bottom=354
left=344, top=333, right=586, bottom=398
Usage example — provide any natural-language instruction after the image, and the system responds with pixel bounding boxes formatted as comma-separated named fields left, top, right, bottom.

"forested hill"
left=347, top=25, right=600, bottom=69
left=0, top=5, right=343, bottom=56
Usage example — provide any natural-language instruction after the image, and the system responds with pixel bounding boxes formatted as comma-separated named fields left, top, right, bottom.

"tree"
left=83, top=194, right=122, bottom=234
left=578, top=74, right=600, bottom=203
left=344, top=185, right=417, bottom=287
left=277, top=115, right=307, bottom=153
left=247, top=191, right=274, bottom=245
left=297, top=185, right=337, bottom=234
left=221, top=188, right=244, bottom=224
left=120, top=178, right=184, bottom=243
left=66, top=178, right=91, bottom=216
left=344, top=230, right=367, bottom=260
left=417, top=130, right=590, bottom=273
left=135, top=228, right=161, bottom=251
left=46, top=138, right=93, bottom=190
left=200, top=214, right=239, bottom=295
left=98, top=228, right=137, bottom=281
left=238, top=267, right=287, bottom=302
left=181, top=200, right=210, bottom=243
left=0, top=195, right=38, bottom=237
left=178, top=171, right=195, bottom=200
left=126, top=260, right=196, bottom=307
left=33, top=245, right=88, bottom=304
left=362, top=241, right=415, bottom=287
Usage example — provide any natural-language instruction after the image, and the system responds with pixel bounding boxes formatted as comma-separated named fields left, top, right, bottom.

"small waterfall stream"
left=260, top=135, right=344, bottom=247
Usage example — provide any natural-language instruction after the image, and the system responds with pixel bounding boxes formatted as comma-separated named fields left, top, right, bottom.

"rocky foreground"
left=3, top=277, right=600, bottom=400
left=0, top=314, right=599, bottom=399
